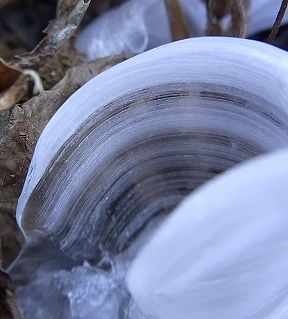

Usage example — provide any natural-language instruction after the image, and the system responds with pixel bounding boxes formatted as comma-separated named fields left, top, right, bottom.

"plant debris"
left=230, top=0, right=248, bottom=38
left=0, top=59, right=21, bottom=92
left=204, top=0, right=250, bottom=36
left=164, top=0, right=190, bottom=40
left=0, top=59, right=43, bottom=111
left=267, top=0, right=288, bottom=43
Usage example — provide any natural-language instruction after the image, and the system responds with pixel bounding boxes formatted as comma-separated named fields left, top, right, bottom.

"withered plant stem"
left=231, top=0, right=248, bottom=38
left=267, top=0, right=288, bottom=43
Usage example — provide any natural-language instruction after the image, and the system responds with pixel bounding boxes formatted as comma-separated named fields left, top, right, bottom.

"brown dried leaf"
left=0, top=55, right=128, bottom=212
left=0, top=59, right=22, bottom=94
left=0, top=75, right=30, bottom=112
left=0, top=58, right=43, bottom=112
left=37, top=39, right=84, bottom=90
left=0, top=59, right=30, bottom=112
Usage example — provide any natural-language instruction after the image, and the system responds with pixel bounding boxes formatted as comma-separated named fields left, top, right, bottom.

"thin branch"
left=207, top=0, right=214, bottom=24
left=164, top=0, right=190, bottom=40
left=230, top=0, right=248, bottom=38
left=206, top=0, right=222, bottom=35
left=267, top=0, right=288, bottom=43
left=12, top=0, right=91, bottom=68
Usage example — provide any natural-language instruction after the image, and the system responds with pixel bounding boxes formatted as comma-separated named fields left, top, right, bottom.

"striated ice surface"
left=127, top=149, right=288, bottom=319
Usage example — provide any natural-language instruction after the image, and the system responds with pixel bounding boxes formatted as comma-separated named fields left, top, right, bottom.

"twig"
left=206, top=0, right=221, bottom=35
left=207, top=0, right=214, bottom=25
left=164, top=0, right=190, bottom=40
left=12, top=0, right=91, bottom=68
left=230, top=0, right=248, bottom=38
left=267, top=0, right=288, bottom=43
left=23, top=69, right=44, bottom=95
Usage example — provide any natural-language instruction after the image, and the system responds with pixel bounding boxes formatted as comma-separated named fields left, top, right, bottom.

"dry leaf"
left=0, top=60, right=43, bottom=112
left=37, top=40, right=84, bottom=90
left=0, top=59, right=27, bottom=112
left=0, top=59, right=22, bottom=94
left=0, top=75, right=30, bottom=112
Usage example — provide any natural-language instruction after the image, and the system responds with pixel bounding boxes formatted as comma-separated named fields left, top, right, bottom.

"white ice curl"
left=127, top=149, right=288, bottom=319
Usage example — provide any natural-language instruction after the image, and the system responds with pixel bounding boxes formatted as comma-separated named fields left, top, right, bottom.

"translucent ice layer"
left=127, top=149, right=288, bottom=319
left=12, top=37, right=288, bottom=318
left=17, top=38, right=288, bottom=261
